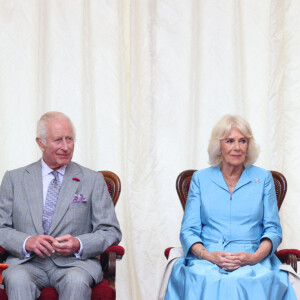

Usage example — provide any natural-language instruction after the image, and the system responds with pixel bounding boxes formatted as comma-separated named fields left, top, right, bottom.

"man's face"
left=36, top=118, right=75, bottom=170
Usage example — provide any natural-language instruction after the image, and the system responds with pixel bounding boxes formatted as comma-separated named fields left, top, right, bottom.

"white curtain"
left=0, top=1, right=299, bottom=299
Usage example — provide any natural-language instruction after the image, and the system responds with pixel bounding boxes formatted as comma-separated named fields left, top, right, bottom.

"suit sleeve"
left=260, top=171, right=282, bottom=257
left=76, top=172, right=122, bottom=260
left=180, top=172, right=203, bottom=257
left=0, top=171, right=29, bottom=259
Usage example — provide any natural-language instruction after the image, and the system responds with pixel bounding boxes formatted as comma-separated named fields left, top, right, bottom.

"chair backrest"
left=176, top=169, right=287, bottom=210
left=100, top=171, right=121, bottom=206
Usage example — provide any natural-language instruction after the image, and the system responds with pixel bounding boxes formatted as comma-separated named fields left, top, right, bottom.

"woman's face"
left=220, top=128, right=248, bottom=168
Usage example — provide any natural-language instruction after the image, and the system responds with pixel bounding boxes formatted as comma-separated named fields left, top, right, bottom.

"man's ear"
left=36, top=137, right=45, bottom=152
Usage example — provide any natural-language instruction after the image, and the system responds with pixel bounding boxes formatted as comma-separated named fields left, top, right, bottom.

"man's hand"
left=25, top=235, right=56, bottom=258
left=52, top=234, right=80, bottom=256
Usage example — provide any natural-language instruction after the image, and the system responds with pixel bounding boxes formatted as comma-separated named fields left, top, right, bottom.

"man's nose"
left=61, top=138, right=68, bottom=150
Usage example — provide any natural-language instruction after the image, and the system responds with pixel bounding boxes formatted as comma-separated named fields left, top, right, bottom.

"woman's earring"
left=217, top=151, right=221, bottom=155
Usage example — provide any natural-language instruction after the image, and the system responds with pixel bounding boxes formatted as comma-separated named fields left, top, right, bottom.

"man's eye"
left=66, top=137, right=73, bottom=141
left=55, top=138, right=62, bottom=142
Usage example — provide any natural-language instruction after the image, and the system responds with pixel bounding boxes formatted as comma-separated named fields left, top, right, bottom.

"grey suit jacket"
left=0, top=160, right=122, bottom=283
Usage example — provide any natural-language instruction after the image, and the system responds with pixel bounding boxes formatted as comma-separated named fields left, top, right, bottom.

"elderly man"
left=0, top=112, right=122, bottom=300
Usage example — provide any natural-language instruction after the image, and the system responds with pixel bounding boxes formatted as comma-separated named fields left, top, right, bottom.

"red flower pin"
left=72, top=177, right=80, bottom=182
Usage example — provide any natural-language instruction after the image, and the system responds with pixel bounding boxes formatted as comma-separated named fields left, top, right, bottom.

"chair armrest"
left=100, top=245, right=125, bottom=289
left=164, top=247, right=174, bottom=259
left=276, top=249, right=300, bottom=273
left=0, top=264, right=9, bottom=284
left=105, top=245, right=125, bottom=258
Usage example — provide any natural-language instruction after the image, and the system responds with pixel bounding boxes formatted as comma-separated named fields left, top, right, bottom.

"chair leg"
left=287, top=253, right=298, bottom=273
left=107, top=252, right=116, bottom=289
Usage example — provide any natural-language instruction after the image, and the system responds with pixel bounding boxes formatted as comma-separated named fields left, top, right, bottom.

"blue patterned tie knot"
left=43, top=171, right=62, bottom=235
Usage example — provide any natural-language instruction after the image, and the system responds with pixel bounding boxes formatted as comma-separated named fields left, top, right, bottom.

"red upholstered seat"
left=0, top=267, right=120, bottom=300
left=0, top=290, right=7, bottom=300
left=36, top=279, right=115, bottom=300
left=165, top=169, right=299, bottom=272
left=0, top=171, right=124, bottom=300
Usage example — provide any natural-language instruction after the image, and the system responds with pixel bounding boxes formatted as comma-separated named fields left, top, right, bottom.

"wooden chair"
left=0, top=170, right=124, bottom=300
left=165, top=169, right=300, bottom=272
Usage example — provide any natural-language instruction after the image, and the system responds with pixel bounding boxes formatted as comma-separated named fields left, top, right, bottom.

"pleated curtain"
left=0, top=1, right=299, bottom=299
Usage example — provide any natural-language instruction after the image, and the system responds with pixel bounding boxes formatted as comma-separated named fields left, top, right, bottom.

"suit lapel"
left=211, top=167, right=228, bottom=191
left=234, top=168, right=252, bottom=191
left=49, top=162, right=82, bottom=235
left=211, top=166, right=252, bottom=192
left=24, top=160, right=44, bottom=234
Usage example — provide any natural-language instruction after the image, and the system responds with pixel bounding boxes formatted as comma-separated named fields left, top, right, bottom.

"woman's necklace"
left=220, top=167, right=244, bottom=193
left=223, top=176, right=238, bottom=188
left=221, top=168, right=244, bottom=190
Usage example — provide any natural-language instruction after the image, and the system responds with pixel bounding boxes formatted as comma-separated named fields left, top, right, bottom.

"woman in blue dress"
left=165, top=115, right=297, bottom=300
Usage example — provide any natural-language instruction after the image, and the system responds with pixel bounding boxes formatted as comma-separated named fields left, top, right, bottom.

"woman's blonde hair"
left=208, top=114, right=259, bottom=167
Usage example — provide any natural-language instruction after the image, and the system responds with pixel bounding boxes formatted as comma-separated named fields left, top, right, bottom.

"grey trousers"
left=3, top=256, right=93, bottom=300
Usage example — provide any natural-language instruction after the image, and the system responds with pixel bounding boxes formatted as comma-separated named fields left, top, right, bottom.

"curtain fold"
left=0, top=1, right=299, bottom=299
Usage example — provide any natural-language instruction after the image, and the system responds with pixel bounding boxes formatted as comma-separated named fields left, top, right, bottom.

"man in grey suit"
left=0, top=111, right=122, bottom=300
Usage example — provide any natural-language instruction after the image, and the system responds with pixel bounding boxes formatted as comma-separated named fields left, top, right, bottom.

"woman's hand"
left=227, top=239, right=272, bottom=268
left=205, top=251, right=258, bottom=271
left=190, top=239, right=272, bottom=271
left=206, top=251, right=242, bottom=271
left=223, top=252, right=258, bottom=269
left=190, top=243, right=242, bottom=271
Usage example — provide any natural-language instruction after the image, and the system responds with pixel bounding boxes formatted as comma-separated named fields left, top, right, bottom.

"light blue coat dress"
left=165, top=166, right=296, bottom=300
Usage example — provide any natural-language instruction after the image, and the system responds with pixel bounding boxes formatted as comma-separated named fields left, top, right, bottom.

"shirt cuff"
left=73, top=237, right=83, bottom=259
left=22, top=236, right=32, bottom=258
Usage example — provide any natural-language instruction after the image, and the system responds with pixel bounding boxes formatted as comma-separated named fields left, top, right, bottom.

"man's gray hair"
left=36, top=111, right=76, bottom=145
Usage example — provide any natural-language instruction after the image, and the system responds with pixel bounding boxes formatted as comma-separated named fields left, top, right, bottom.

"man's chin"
left=57, top=158, right=72, bottom=166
